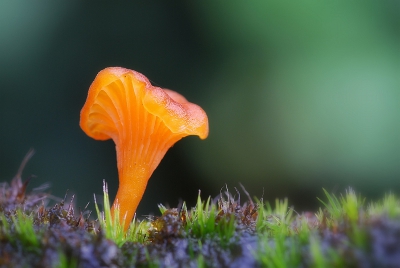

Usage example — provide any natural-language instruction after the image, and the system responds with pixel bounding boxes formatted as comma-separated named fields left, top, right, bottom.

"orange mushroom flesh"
left=80, top=67, right=209, bottom=230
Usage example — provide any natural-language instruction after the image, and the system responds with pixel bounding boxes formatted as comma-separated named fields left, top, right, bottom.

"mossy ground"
left=1, top=158, right=400, bottom=267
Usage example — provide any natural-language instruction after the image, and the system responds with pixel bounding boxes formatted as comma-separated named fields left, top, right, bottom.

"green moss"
left=2, top=171, right=400, bottom=267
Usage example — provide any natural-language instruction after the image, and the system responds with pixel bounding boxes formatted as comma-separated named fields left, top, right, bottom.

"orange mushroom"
left=80, top=67, right=208, bottom=230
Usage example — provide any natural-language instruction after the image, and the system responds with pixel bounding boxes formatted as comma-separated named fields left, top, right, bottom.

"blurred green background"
left=1, top=1, right=399, bottom=215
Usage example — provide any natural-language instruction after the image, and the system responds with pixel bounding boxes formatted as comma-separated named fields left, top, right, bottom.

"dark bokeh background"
left=1, top=1, right=399, bottom=216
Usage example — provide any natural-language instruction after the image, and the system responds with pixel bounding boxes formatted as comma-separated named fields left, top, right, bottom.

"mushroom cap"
left=80, top=67, right=209, bottom=142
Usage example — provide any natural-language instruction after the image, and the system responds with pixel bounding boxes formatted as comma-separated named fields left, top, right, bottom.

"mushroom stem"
left=111, top=120, right=182, bottom=230
left=111, top=177, right=147, bottom=231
